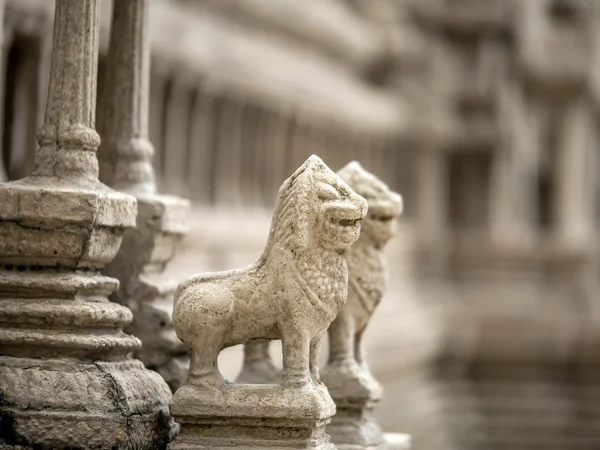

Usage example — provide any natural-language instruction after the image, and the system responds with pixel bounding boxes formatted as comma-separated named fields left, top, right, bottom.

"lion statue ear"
left=266, top=154, right=333, bottom=254
left=337, top=160, right=363, bottom=184
left=341, top=161, right=363, bottom=171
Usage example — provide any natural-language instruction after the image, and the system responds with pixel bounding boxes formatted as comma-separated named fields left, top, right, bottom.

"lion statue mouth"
left=327, top=210, right=363, bottom=229
left=336, top=161, right=402, bottom=248
left=369, top=211, right=396, bottom=222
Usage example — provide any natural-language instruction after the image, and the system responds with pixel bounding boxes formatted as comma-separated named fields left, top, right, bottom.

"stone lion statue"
left=172, top=155, right=367, bottom=390
left=322, top=161, right=402, bottom=395
left=237, top=162, right=403, bottom=392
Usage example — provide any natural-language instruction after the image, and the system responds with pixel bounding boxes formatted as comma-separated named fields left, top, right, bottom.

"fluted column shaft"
left=98, top=0, right=155, bottom=194
left=34, top=0, right=100, bottom=181
left=555, top=99, right=592, bottom=248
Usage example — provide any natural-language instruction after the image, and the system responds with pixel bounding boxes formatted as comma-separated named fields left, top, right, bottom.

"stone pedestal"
left=104, top=193, right=190, bottom=390
left=321, top=365, right=385, bottom=450
left=0, top=1, right=174, bottom=447
left=169, top=384, right=336, bottom=450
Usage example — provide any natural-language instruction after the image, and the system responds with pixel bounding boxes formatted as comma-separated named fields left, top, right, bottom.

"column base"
left=0, top=356, right=175, bottom=449
left=169, top=383, right=336, bottom=450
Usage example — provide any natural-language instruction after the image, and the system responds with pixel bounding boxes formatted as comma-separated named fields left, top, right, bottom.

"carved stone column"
left=555, top=99, right=592, bottom=249
left=213, top=96, right=244, bottom=207
left=97, top=0, right=190, bottom=391
left=264, top=107, right=291, bottom=206
left=187, top=86, right=216, bottom=205
left=0, top=1, right=174, bottom=448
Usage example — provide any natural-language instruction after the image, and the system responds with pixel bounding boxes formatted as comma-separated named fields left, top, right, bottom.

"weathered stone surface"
left=0, top=357, right=172, bottom=449
left=169, top=155, right=368, bottom=449
left=97, top=0, right=190, bottom=392
left=0, top=1, right=174, bottom=448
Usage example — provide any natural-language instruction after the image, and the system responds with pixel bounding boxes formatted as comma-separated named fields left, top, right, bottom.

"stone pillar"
left=162, top=78, right=192, bottom=198
left=0, top=1, right=174, bottom=448
left=236, top=163, right=410, bottom=449
left=417, top=149, right=447, bottom=247
left=265, top=107, right=292, bottom=206
left=149, top=70, right=168, bottom=182
left=555, top=99, right=591, bottom=249
left=214, top=96, right=244, bottom=207
left=248, top=104, right=267, bottom=206
left=187, top=86, right=216, bottom=204
left=97, top=0, right=190, bottom=392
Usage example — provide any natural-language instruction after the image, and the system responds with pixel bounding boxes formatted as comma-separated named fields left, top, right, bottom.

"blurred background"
left=2, top=0, right=600, bottom=449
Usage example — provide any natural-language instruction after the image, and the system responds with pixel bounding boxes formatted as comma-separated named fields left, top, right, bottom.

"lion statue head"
left=337, top=161, right=403, bottom=248
left=265, top=155, right=368, bottom=255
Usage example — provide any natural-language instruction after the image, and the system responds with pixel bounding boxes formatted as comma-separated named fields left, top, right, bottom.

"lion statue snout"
left=337, top=161, right=402, bottom=247
left=319, top=193, right=367, bottom=250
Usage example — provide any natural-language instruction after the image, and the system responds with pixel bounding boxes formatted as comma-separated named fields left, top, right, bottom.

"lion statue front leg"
left=327, top=308, right=357, bottom=366
left=310, top=330, right=327, bottom=384
left=280, top=328, right=312, bottom=387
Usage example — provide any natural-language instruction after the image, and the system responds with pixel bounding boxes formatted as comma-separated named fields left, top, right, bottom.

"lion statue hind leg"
left=173, top=281, right=235, bottom=389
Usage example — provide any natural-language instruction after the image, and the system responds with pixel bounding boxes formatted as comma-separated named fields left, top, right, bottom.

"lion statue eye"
left=317, top=184, right=340, bottom=201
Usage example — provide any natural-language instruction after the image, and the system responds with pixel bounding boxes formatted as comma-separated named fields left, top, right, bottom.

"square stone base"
left=169, top=383, right=336, bottom=450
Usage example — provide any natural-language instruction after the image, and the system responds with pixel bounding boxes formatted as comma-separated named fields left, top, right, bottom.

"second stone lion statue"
left=172, top=155, right=367, bottom=389
left=237, top=161, right=402, bottom=390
